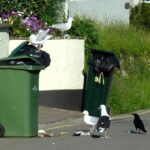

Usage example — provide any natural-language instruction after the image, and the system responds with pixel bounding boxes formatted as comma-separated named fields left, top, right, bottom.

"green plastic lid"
left=0, top=55, right=45, bottom=70
left=0, top=65, right=45, bottom=71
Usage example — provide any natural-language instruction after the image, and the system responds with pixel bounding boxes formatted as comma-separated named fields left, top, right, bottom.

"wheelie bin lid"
left=0, top=65, right=44, bottom=71
left=91, top=49, right=120, bottom=68
left=0, top=55, right=45, bottom=71
left=9, top=41, right=29, bottom=57
left=89, top=49, right=120, bottom=76
left=8, top=41, right=51, bottom=68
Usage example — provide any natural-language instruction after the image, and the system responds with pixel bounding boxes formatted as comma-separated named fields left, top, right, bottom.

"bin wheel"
left=0, top=124, right=5, bottom=138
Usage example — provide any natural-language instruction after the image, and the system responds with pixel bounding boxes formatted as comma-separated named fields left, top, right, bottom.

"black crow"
left=132, top=113, right=147, bottom=133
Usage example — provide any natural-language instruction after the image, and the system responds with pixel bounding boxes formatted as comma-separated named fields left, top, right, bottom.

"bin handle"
left=94, top=72, right=105, bottom=85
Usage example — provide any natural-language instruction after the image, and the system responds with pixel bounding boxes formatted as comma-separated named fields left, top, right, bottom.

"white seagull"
left=82, top=110, right=99, bottom=131
left=51, top=17, right=73, bottom=34
left=95, top=105, right=111, bottom=138
left=36, top=28, right=51, bottom=41
left=29, top=28, right=52, bottom=48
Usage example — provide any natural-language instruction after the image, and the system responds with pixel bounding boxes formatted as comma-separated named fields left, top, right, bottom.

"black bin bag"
left=9, top=42, right=51, bottom=67
left=91, top=49, right=120, bottom=76
left=7, top=41, right=51, bottom=68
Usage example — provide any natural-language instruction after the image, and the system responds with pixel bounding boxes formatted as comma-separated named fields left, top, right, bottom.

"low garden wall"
left=9, top=39, right=85, bottom=110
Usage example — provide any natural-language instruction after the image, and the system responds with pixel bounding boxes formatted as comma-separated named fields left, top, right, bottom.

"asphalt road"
left=0, top=112, right=150, bottom=150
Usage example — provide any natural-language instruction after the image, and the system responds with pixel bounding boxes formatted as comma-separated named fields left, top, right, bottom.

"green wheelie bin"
left=0, top=56, right=45, bottom=137
left=0, top=42, right=50, bottom=137
left=83, top=49, right=120, bottom=117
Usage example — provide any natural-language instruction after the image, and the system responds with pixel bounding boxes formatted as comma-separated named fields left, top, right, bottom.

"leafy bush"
left=98, top=22, right=150, bottom=55
left=130, top=2, right=150, bottom=30
left=109, top=55, right=150, bottom=114
left=0, top=11, right=47, bottom=37
left=68, top=15, right=101, bottom=71
left=69, top=16, right=100, bottom=50
left=0, top=0, right=66, bottom=24
left=0, top=0, right=66, bottom=37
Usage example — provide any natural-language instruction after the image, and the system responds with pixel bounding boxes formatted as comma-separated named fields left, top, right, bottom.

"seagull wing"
left=36, top=29, right=50, bottom=41
left=52, top=23, right=66, bottom=29
left=83, top=115, right=99, bottom=126
left=52, top=22, right=71, bottom=31
left=29, top=29, right=52, bottom=45
left=52, top=19, right=72, bottom=32
left=95, top=116, right=111, bottom=131
left=89, top=116, right=99, bottom=124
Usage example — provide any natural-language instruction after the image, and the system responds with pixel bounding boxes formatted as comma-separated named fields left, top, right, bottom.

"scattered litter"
left=38, top=129, right=54, bottom=138
left=90, top=131, right=101, bottom=138
left=127, top=129, right=144, bottom=134
left=38, top=129, right=47, bottom=134
left=73, top=131, right=90, bottom=136
left=59, top=131, right=68, bottom=135
left=128, top=129, right=137, bottom=134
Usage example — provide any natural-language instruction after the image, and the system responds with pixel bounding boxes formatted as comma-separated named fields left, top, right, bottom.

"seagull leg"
left=101, top=131, right=109, bottom=138
left=104, top=131, right=110, bottom=138
left=62, top=31, right=66, bottom=39
left=90, top=126, right=95, bottom=132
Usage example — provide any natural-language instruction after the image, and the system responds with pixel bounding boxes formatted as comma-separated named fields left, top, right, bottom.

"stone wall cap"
left=0, top=24, right=12, bottom=28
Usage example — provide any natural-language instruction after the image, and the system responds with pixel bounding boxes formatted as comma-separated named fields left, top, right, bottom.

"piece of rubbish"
left=38, top=129, right=47, bottom=134
left=38, top=129, right=54, bottom=138
left=52, top=142, right=55, bottom=145
left=128, top=129, right=137, bottom=134
left=73, top=131, right=90, bottom=136
left=73, top=131, right=84, bottom=136
left=59, top=132, right=68, bottom=135
left=90, top=131, right=101, bottom=138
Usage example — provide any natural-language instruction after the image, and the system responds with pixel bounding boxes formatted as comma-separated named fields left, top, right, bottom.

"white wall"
left=9, top=39, right=85, bottom=91
left=132, top=0, right=140, bottom=5
left=0, top=29, right=9, bottom=58
left=68, top=0, right=131, bottom=23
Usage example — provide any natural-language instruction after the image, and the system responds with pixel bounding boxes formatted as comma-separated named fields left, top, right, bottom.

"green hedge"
left=68, top=16, right=100, bottom=73
left=68, top=16, right=100, bottom=63
left=109, top=55, right=150, bottom=114
left=98, top=23, right=150, bottom=55
left=0, top=0, right=66, bottom=37
left=0, top=0, right=65, bottom=24
left=130, top=2, right=150, bottom=30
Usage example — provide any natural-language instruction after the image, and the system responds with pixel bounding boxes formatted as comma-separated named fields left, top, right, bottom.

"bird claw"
left=101, top=135, right=110, bottom=139
left=63, top=34, right=70, bottom=39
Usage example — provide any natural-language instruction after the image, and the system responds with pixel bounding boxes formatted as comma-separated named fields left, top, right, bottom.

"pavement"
left=1, top=106, right=150, bottom=150
left=38, top=105, right=150, bottom=132
left=39, top=106, right=81, bottom=124
left=38, top=106, right=82, bottom=131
